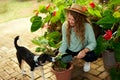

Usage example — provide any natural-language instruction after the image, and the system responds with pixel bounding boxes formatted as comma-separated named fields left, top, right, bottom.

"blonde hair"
left=66, top=10, right=89, bottom=46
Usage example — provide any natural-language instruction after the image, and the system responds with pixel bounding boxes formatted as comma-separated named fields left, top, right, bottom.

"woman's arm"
left=59, top=22, right=68, bottom=54
left=85, top=23, right=96, bottom=51
left=77, top=23, right=96, bottom=58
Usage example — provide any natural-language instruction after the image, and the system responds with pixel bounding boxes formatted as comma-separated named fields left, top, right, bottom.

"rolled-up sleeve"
left=85, top=23, right=96, bottom=51
left=59, top=22, right=68, bottom=54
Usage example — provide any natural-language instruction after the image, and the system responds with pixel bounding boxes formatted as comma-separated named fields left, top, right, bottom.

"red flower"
left=46, top=4, right=50, bottom=10
left=52, top=11, right=56, bottom=16
left=82, top=6, right=87, bottom=12
left=103, top=30, right=112, bottom=40
left=89, top=2, right=96, bottom=8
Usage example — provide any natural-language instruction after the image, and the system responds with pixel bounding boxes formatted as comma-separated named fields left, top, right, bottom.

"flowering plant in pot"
left=31, top=27, right=73, bottom=80
left=93, top=0, right=120, bottom=78
left=32, top=36, right=73, bottom=80
left=31, top=25, right=73, bottom=80
left=94, top=0, right=120, bottom=58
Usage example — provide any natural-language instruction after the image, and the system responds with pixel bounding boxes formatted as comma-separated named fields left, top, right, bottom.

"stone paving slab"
left=0, top=18, right=111, bottom=80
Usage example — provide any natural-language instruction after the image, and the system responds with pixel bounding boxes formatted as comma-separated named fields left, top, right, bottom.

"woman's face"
left=67, top=13, right=75, bottom=27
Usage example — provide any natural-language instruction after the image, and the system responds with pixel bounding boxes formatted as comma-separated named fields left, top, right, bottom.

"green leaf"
left=51, top=12, right=60, bottom=23
left=60, top=61, right=67, bottom=68
left=38, top=5, right=47, bottom=13
left=32, top=36, right=48, bottom=46
left=99, top=24, right=113, bottom=29
left=97, top=15, right=117, bottom=25
left=58, top=5, right=66, bottom=23
left=78, top=0, right=92, bottom=5
left=35, top=47, right=41, bottom=52
left=45, top=31, right=61, bottom=48
left=60, top=11, right=65, bottom=23
left=94, top=9, right=102, bottom=18
left=38, top=36, right=48, bottom=45
left=31, top=16, right=43, bottom=32
left=30, top=16, right=35, bottom=22
left=116, top=26, right=120, bottom=38
left=51, top=5, right=65, bottom=23
left=48, top=40, right=57, bottom=48
left=95, top=35, right=106, bottom=55
left=103, top=10, right=113, bottom=17
left=46, top=31, right=61, bottom=42
left=113, top=11, right=120, bottom=18
left=43, top=14, right=51, bottom=23
left=110, top=0, right=120, bottom=5
left=87, top=8, right=94, bottom=16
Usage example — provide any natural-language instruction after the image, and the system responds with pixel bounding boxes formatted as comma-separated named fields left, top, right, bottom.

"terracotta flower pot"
left=51, top=64, right=73, bottom=80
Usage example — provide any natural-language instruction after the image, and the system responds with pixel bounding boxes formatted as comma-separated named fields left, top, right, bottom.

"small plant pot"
left=102, top=50, right=116, bottom=71
left=51, top=64, right=73, bottom=80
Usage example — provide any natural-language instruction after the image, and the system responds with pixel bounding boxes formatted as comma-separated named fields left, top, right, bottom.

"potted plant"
left=31, top=24, right=73, bottom=80
left=32, top=34, right=73, bottom=80
left=51, top=53, right=73, bottom=80
left=93, top=0, right=120, bottom=79
left=94, top=0, right=120, bottom=62
left=32, top=35, right=73, bottom=80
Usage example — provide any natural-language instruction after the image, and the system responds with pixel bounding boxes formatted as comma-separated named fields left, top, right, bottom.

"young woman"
left=59, top=4, right=97, bottom=72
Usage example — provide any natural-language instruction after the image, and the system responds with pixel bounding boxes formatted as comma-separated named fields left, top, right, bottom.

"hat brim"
left=65, top=8, right=87, bottom=16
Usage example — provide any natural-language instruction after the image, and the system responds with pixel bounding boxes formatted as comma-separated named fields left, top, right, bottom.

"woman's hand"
left=76, top=48, right=90, bottom=59
left=76, top=50, right=86, bottom=58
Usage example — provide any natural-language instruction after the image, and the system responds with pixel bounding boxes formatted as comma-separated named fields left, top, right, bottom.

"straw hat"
left=65, top=3, right=86, bottom=16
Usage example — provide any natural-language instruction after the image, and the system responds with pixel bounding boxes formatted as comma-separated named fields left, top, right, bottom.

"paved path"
left=0, top=18, right=111, bottom=80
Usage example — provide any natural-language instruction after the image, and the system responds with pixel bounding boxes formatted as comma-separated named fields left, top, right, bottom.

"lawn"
left=0, top=0, right=50, bottom=23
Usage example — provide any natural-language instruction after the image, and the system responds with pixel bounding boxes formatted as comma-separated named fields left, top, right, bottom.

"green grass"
left=0, top=0, right=51, bottom=23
